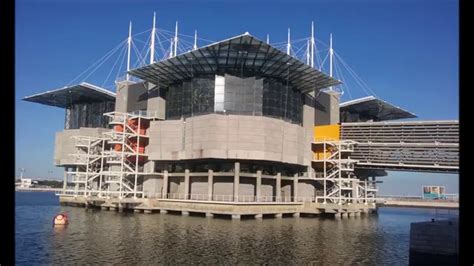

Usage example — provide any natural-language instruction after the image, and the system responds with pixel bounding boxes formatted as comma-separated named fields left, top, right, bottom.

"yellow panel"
left=314, top=124, right=340, bottom=141
left=313, top=124, right=340, bottom=162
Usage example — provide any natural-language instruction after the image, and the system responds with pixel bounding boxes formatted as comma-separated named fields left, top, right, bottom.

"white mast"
left=306, top=39, right=310, bottom=65
left=329, top=33, right=333, bottom=91
left=174, top=21, right=178, bottom=57
left=193, top=30, right=198, bottom=50
left=287, top=28, right=291, bottom=55
left=150, top=12, right=156, bottom=64
left=311, top=21, right=315, bottom=68
left=127, top=21, right=132, bottom=81
left=329, top=33, right=333, bottom=78
left=266, top=34, right=270, bottom=44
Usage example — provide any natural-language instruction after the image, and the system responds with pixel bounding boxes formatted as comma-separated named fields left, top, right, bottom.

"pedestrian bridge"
left=341, top=120, right=458, bottom=173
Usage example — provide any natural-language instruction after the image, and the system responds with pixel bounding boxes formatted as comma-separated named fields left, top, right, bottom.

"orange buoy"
left=53, top=213, right=69, bottom=226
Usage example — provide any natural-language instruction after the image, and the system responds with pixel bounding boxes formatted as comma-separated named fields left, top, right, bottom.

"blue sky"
left=15, top=0, right=458, bottom=194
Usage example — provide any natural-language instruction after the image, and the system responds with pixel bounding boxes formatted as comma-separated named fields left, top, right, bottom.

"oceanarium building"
left=24, top=31, right=458, bottom=218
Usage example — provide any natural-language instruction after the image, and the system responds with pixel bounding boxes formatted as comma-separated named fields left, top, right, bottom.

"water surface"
left=15, top=192, right=458, bottom=264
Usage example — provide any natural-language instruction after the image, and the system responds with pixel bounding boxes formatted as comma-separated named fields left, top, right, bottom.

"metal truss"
left=67, top=111, right=159, bottom=199
left=312, top=138, right=377, bottom=205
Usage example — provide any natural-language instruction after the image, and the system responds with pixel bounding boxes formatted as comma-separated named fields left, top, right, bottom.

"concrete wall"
left=169, top=176, right=185, bottom=195
left=190, top=176, right=208, bottom=196
left=143, top=176, right=163, bottom=198
left=147, top=113, right=311, bottom=166
left=213, top=176, right=233, bottom=198
left=409, top=219, right=458, bottom=265
left=314, top=90, right=340, bottom=126
left=298, top=180, right=317, bottom=198
left=239, top=177, right=256, bottom=199
left=54, top=127, right=110, bottom=166
left=115, top=81, right=148, bottom=113
left=146, top=83, right=166, bottom=119
left=261, top=178, right=275, bottom=201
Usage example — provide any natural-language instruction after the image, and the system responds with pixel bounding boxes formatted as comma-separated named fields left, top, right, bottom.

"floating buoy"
left=53, top=213, right=68, bottom=226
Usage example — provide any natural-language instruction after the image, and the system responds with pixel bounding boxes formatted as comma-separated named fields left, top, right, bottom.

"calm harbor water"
left=15, top=192, right=458, bottom=265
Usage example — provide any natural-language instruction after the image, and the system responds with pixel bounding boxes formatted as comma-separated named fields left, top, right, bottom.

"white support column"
left=329, top=33, right=333, bottom=90
left=276, top=172, right=281, bottom=202
left=208, top=169, right=213, bottom=201
left=352, top=179, right=359, bottom=203
left=306, top=39, right=310, bottom=65
left=256, top=170, right=262, bottom=202
left=193, top=30, right=198, bottom=50
left=127, top=21, right=132, bottom=81
left=293, top=173, right=298, bottom=202
left=162, top=170, right=168, bottom=199
left=150, top=12, right=156, bottom=64
left=287, top=28, right=291, bottom=55
left=311, top=21, right=315, bottom=68
left=364, top=179, right=368, bottom=205
left=338, top=142, right=342, bottom=205
left=63, top=168, right=68, bottom=191
left=173, top=21, right=178, bottom=57
left=323, top=141, right=327, bottom=204
left=234, top=162, right=240, bottom=202
left=184, top=169, right=190, bottom=200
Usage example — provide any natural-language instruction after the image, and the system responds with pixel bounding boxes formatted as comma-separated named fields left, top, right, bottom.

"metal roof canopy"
left=340, top=96, right=416, bottom=121
left=23, top=82, right=116, bottom=109
left=129, top=33, right=341, bottom=94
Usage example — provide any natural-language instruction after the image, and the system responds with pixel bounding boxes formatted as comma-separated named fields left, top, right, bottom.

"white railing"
left=378, top=194, right=459, bottom=202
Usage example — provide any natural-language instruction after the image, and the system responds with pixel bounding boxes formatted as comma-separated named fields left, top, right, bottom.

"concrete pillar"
left=334, top=213, right=341, bottom=219
left=256, top=170, right=262, bottom=202
left=352, top=179, right=359, bottom=203
left=208, top=169, right=213, bottom=201
left=182, top=211, right=189, bottom=216
left=275, top=213, right=283, bottom=218
left=354, top=212, right=361, bottom=217
left=206, top=213, right=214, bottom=218
left=276, top=172, right=281, bottom=202
left=161, top=210, right=168, bottom=214
left=184, top=169, right=190, bottom=200
left=255, top=214, right=263, bottom=219
left=234, top=162, right=240, bottom=202
left=63, top=168, right=68, bottom=190
left=231, top=214, right=241, bottom=220
left=162, top=170, right=168, bottom=199
left=293, top=212, right=300, bottom=218
left=341, top=212, right=348, bottom=218
left=293, top=174, right=298, bottom=202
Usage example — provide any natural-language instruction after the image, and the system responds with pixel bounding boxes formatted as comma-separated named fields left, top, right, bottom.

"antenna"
left=150, top=12, right=156, bottom=64
left=329, top=33, right=333, bottom=77
left=127, top=21, right=132, bottom=81
left=174, top=21, right=178, bottom=57
left=311, top=21, right=315, bottom=68
left=193, top=30, right=198, bottom=50
left=287, top=28, right=291, bottom=55
left=329, top=33, right=333, bottom=90
left=266, top=34, right=270, bottom=44
left=306, top=39, right=310, bottom=65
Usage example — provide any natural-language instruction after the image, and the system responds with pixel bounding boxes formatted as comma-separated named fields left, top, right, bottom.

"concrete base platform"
left=59, top=196, right=376, bottom=220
